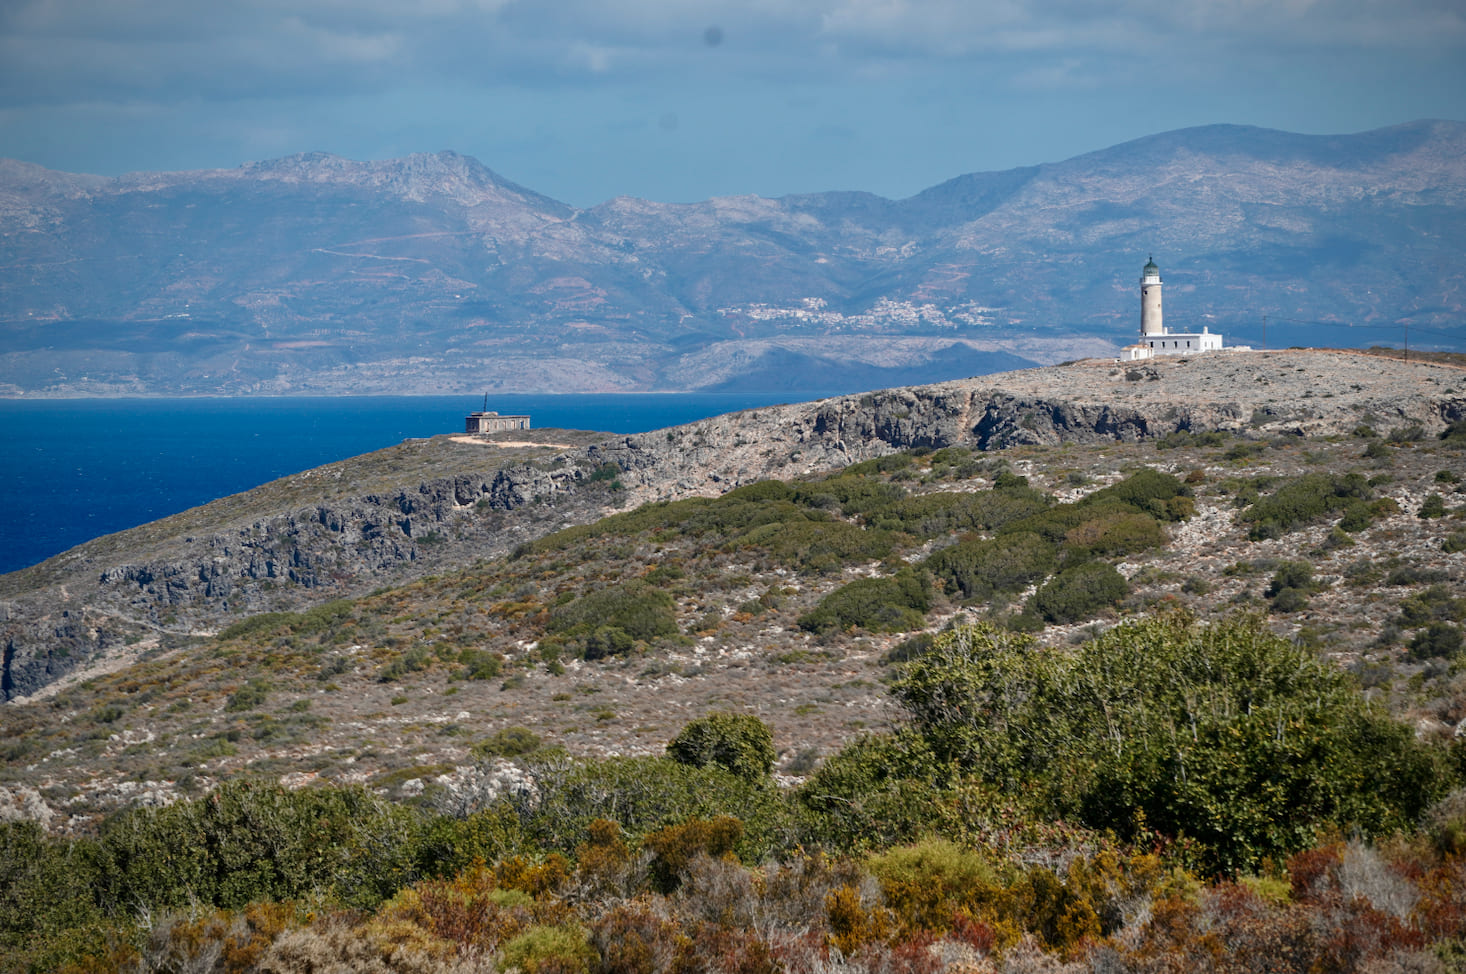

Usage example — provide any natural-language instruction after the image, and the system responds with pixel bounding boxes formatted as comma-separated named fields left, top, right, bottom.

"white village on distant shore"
left=1120, top=257, right=1247, bottom=361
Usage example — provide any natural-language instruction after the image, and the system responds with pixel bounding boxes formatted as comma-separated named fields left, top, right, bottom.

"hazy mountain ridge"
left=2, top=122, right=1463, bottom=396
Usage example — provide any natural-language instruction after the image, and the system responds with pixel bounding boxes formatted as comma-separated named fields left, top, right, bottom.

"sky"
left=2, top=1, right=1465, bottom=208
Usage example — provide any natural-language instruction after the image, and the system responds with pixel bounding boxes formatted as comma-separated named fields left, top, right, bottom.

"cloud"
left=3, top=0, right=1461, bottom=111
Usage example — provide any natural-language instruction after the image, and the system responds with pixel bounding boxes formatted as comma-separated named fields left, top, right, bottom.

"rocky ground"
left=1, top=349, right=1464, bottom=826
left=4, top=349, right=1463, bottom=703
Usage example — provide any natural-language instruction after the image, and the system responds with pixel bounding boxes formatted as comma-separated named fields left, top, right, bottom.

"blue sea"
left=0, top=393, right=807, bottom=576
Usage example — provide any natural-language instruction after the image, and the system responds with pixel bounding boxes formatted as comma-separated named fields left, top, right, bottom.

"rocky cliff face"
left=4, top=349, right=1464, bottom=701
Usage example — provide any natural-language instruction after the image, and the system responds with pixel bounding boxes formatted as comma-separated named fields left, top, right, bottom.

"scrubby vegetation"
left=4, top=616, right=1466, bottom=973
left=5, top=425, right=1466, bottom=972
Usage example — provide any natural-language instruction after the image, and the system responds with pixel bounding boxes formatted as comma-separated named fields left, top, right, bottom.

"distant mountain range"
left=2, top=120, right=1463, bottom=396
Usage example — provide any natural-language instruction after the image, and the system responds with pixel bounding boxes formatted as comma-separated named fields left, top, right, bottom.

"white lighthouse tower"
left=1119, top=256, right=1225, bottom=361
left=1140, top=256, right=1163, bottom=336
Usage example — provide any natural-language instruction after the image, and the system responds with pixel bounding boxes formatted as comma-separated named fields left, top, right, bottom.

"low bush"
left=1241, top=472, right=1371, bottom=540
left=499, top=924, right=595, bottom=974
left=473, top=726, right=544, bottom=760
left=548, top=580, right=678, bottom=658
left=797, top=569, right=932, bottom=634
left=1062, top=511, right=1167, bottom=558
left=1082, top=468, right=1193, bottom=522
left=1265, top=560, right=1320, bottom=614
left=1410, top=623, right=1464, bottom=661
left=1027, top=562, right=1128, bottom=624
left=643, top=815, right=744, bottom=893
left=891, top=615, right=1447, bottom=874
left=667, top=713, right=776, bottom=781
left=924, top=532, right=1056, bottom=603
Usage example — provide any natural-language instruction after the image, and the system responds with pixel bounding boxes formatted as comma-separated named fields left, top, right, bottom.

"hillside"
left=3, top=121, right=1464, bottom=396
left=1, top=348, right=1463, bottom=808
left=3, top=349, right=1462, bottom=703
left=4, top=350, right=1466, bottom=973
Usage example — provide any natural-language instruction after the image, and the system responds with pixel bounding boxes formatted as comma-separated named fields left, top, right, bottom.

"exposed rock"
left=3, top=349, right=1463, bottom=701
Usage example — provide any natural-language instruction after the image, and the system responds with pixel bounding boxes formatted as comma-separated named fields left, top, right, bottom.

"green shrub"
left=505, top=756, right=788, bottom=861
left=797, top=569, right=932, bottom=634
left=794, top=475, right=907, bottom=518
left=1363, top=440, right=1392, bottom=459
left=737, top=519, right=898, bottom=574
left=1420, top=494, right=1448, bottom=519
left=865, top=480, right=1051, bottom=538
left=795, top=732, right=951, bottom=851
left=1397, top=585, right=1466, bottom=627
left=378, top=646, right=432, bottom=683
left=1410, top=623, right=1464, bottom=661
left=224, top=679, right=270, bottom=712
left=1082, top=469, right=1193, bottom=522
left=667, top=713, right=776, bottom=780
left=925, top=532, right=1057, bottom=603
left=458, top=648, right=504, bottom=680
left=95, top=780, right=421, bottom=913
left=498, top=924, right=595, bottom=974
left=1265, top=560, right=1320, bottom=613
left=1028, top=562, right=1128, bottom=624
left=1241, top=472, right=1371, bottom=540
left=474, top=726, right=544, bottom=760
left=891, top=615, right=1446, bottom=875
left=548, top=580, right=678, bottom=657
left=1062, top=511, right=1167, bottom=558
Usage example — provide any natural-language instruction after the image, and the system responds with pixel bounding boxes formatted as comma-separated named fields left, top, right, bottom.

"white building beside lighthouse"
left=1120, top=257, right=1224, bottom=361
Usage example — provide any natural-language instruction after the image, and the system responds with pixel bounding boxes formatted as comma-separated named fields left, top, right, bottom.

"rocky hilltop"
left=3, top=348, right=1463, bottom=702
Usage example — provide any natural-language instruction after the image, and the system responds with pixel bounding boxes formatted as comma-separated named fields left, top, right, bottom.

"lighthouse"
left=1140, top=256, right=1163, bottom=336
left=1118, top=256, right=1228, bottom=361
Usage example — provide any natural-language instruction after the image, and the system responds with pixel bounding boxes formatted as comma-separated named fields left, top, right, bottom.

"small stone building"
left=465, top=410, right=531, bottom=433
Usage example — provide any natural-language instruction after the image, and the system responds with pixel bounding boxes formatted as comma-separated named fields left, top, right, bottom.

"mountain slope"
left=2, top=122, right=1463, bottom=396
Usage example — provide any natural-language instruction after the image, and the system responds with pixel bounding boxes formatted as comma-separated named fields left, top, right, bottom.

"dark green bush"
left=95, top=780, right=421, bottom=913
left=865, top=485, right=1049, bottom=538
left=667, top=713, right=776, bottom=780
left=1241, top=472, right=1371, bottom=540
left=1397, top=585, right=1466, bottom=627
left=457, top=648, right=504, bottom=680
left=505, top=756, right=788, bottom=862
left=1082, top=469, right=1193, bottom=522
left=1028, top=562, right=1128, bottom=624
left=797, top=569, right=932, bottom=634
left=548, top=580, right=678, bottom=656
left=1062, top=511, right=1167, bottom=558
left=1409, top=623, right=1464, bottom=661
left=224, top=678, right=270, bottom=712
left=890, top=615, right=1446, bottom=874
left=1420, top=494, right=1448, bottom=519
left=925, top=532, right=1056, bottom=603
left=796, top=732, right=952, bottom=852
left=793, top=475, right=907, bottom=518
left=738, top=519, right=898, bottom=573
left=378, top=646, right=432, bottom=683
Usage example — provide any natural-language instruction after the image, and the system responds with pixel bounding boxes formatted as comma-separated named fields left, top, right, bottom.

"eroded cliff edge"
left=4, top=350, right=1464, bottom=701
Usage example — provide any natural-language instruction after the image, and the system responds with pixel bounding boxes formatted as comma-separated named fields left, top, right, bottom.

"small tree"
left=667, top=713, right=775, bottom=780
